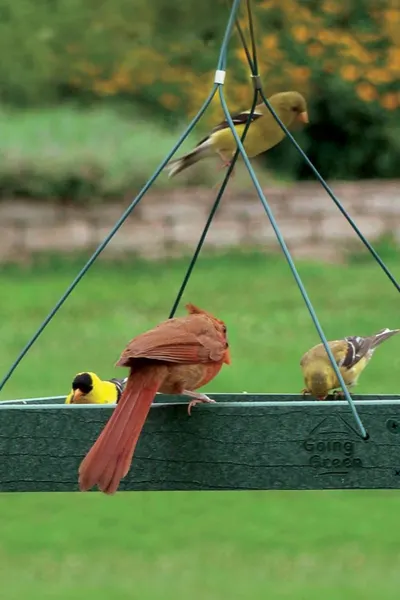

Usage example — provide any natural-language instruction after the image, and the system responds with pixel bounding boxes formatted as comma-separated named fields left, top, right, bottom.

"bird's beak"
left=224, top=348, right=231, bottom=365
left=71, top=389, right=84, bottom=404
left=298, top=111, right=309, bottom=124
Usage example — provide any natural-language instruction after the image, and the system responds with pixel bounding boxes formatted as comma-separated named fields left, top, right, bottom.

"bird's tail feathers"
left=165, top=139, right=213, bottom=178
left=78, top=365, right=166, bottom=494
left=370, top=328, right=400, bottom=348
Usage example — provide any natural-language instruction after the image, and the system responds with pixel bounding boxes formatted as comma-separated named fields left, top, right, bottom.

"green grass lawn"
left=0, top=251, right=399, bottom=599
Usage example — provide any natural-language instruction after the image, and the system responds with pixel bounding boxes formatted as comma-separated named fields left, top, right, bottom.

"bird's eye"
left=292, top=106, right=299, bottom=112
left=222, top=325, right=227, bottom=334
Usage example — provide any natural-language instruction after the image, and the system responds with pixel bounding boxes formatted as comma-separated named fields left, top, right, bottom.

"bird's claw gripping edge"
left=184, top=390, right=216, bottom=416
left=331, top=390, right=345, bottom=399
left=301, top=388, right=311, bottom=397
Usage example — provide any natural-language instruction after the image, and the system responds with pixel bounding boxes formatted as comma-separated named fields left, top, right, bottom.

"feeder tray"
left=1, top=394, right=400, bottom=493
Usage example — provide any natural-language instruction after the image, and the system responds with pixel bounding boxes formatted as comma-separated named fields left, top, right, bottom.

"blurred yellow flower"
left=317, top=30, right=335, bottom=44
left=356, top=82, right=378, bottom=102
left=292, top=66, right=311, bottom=82
left=323, top=1, right=341, bottom=14
left=292, top=25, right=310, bottom=43
left=383, top=9, right=400, bottom=24
left=387, top=48, right=400, bottom=72
left=262, top=34, right=279, bottom=50
left=338, top=36, right=373, bottom=64
left=380, top=92, right=398, bottom=111
left=367, top=68, right=392, bottom=85
left=340, top=65, right=360, bottom=82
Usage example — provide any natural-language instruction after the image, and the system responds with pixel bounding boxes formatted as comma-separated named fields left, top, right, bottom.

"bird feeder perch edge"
left=1, top=393, right=400, bottom=493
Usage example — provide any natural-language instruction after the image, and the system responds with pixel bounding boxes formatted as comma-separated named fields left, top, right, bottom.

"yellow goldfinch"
left=300, top=328, right=400, bottom=400
left=165, top=90, right=308, bottom=177
left=65, top=372, right=127, bottom=405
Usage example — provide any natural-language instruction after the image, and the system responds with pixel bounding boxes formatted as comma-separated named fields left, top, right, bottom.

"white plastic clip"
left=214, top=69, right=226, bottom=85
left=251, top=74, right=262, bottom=90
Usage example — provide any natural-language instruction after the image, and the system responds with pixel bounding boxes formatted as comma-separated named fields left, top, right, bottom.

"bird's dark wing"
left=341, top=328, right=400, bottom=369
left=108, top=378, right=127, bottom=403
left=196, top=110, right=263, bottom=147
left=340, top=336, right=375, bottom=369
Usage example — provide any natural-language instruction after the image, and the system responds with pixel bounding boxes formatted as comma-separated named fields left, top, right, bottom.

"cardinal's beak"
left=71, top=389, right=84, bottom=404
left=298, top=111, right=309, bottom=124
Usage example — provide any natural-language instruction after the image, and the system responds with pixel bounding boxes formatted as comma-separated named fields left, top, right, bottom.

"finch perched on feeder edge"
left=65, top=372, right=127, bottom=404
left=300, top=328, right=400, bottom=400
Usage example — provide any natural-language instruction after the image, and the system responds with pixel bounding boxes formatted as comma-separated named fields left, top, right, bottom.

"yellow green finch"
left=300, top=328, right=399, bottom=400
left=165, top=90, right=308, bottom=177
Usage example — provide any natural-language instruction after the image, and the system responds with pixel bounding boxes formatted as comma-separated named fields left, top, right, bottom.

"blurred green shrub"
left=0, top=105, right=205, bottom=201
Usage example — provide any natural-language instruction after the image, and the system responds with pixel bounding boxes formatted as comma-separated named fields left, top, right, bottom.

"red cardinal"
left=78, top=303, right=230, bottom=494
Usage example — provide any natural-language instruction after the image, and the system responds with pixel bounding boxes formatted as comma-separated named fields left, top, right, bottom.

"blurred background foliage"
left=0, top=0, right=398, bottom=199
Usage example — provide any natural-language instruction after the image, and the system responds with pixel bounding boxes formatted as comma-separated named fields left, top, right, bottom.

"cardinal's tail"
left=165, top=139, right=213, bottom=178
left=78, top=365, right=166, bottom=495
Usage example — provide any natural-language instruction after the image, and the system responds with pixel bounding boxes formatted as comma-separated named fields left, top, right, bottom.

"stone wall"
left=0, top=180, right=398, bottom=263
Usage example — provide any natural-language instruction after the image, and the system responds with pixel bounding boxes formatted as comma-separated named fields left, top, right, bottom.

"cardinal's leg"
left=183, top=390, right=216, bottom=416
left=301, top=388, right=311, bottom=397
